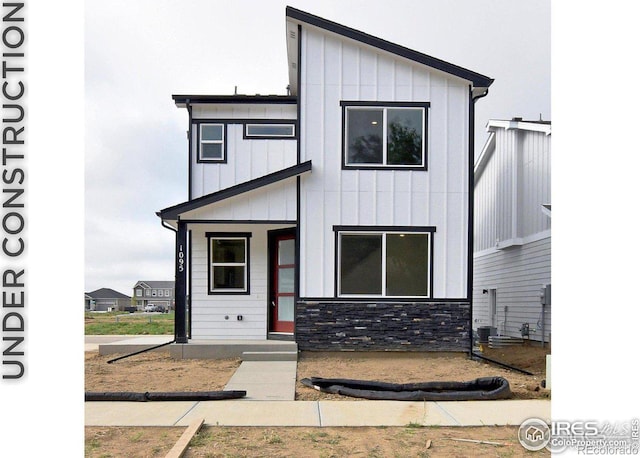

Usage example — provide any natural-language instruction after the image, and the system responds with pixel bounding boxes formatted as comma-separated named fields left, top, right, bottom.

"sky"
left=84, top=0, right=551, bottom=296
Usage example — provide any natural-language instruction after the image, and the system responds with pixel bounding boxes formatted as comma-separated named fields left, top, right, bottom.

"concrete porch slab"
left=170, top=340, right=298, bottom=359
left=97, top=336, right=174, bottom=356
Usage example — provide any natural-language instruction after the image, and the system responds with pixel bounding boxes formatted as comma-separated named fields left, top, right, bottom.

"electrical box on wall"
left=541, top=284, right=551, bottom=306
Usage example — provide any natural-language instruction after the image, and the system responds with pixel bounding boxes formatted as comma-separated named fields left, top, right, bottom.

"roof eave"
left=172, top=94, right=297, bottom=108
left=158, top=160, right=312, bottom=221
left=285, top=6, right=493, bottom=89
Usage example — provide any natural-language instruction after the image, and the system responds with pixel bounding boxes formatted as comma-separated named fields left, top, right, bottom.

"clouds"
left=85, top=0, right=551, bottom=295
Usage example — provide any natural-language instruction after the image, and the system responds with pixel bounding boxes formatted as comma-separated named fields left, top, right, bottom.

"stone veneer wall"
left=295, top=301, right=470, bottom=351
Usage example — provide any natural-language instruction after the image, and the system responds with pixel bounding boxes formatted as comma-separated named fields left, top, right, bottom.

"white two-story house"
left=158, top=7, right=493, bottom=352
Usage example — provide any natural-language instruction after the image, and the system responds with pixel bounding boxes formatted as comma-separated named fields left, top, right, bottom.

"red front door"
left=271, top=233, right=295, bottom=333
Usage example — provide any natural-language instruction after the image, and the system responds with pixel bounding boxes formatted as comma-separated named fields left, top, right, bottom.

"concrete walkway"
left=224, top=361, right=297, bottom=400
left=85, top=399, right=550, bottom=427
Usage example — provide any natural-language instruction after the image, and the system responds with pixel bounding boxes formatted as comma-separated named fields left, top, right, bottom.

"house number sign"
left=177, top=244, right=185, bottom=273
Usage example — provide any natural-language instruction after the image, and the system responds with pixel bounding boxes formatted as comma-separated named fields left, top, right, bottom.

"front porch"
left=95, top=335, right=298, bottom=360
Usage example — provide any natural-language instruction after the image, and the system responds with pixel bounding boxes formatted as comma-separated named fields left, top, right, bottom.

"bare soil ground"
left=296, top=345, right=550, bottom=401
left=85, top=425, right=548, bottom=457
left=85, top=343, right=550, bottom=457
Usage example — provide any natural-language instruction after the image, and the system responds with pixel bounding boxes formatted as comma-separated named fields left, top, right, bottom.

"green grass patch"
left=85, top=312, right=174, bottom=335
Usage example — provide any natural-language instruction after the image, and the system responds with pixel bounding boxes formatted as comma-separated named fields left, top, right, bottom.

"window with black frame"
left=341, top=102, right=428, bottom=169
left=207, top=233, right=251, bottom=294
left=337, top=229, right=433, bottom=298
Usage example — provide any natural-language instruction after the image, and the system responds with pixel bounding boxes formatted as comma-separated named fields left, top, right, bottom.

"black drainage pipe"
left=107, top=339, right=176, bottom=364
left=85, top=390, right=247, bottom=402
left=470, top=351, right=534, bottom=376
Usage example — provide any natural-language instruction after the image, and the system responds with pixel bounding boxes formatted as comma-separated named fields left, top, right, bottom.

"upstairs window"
left=245, top=123, right=296, bottom=139
left=199, top=123, right=225, bottom=162
left=335, top=227, right=434, bottom=298
left=341, top=102, right=429, bottom=170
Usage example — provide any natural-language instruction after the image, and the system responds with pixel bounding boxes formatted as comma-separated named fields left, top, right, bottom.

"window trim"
left=206, top=232, right=252, bottom=295
left=244, top=121, right=296, bottom=139
left=340, top=101, right=429, bottom=171
left=198, top=123, right=227, bottom=163
left=334, top=226, right=435, bottom=299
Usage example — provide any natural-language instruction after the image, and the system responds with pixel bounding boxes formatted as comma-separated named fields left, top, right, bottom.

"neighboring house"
left=132, top=281, right=175, bottom=310
left=85, top=288, right=131, bottom=312
left=157, top=7, right=494, bottom=351
left=473, top=118, right=551, bottom=344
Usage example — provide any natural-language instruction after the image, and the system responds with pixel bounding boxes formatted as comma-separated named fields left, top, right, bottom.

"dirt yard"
left=85, top=343, right=550, bottom=457
left=85, top=343, right=550, bottom=400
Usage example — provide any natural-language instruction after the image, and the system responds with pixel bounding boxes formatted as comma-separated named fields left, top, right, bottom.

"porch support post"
left=175, top=220, right=188, bottom=343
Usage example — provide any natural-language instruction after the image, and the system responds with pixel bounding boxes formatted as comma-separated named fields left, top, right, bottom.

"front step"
left=242, top=351, right=298, bottom=362
left=170, top=339, right=298, bottom=359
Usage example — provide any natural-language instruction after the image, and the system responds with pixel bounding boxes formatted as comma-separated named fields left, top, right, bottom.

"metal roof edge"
left=158, top=160, right=312, bottom=220
left=285, top=6, right=493, bottom=88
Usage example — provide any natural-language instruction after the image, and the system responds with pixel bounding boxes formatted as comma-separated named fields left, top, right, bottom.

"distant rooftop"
left=85, top=288, right=130, bottom=300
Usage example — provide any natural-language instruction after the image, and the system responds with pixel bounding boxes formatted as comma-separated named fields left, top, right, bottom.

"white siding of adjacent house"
left=190, top=104, right=298, bottom=200
left=473, top=236, right=551, bottom=342
left=475, top=128, right=550, bottom=251
left=298, top=26, right=471, bottom=299
left=188, top=223, right=293, bottom=340
left=473, top=126, right=551, bottom=342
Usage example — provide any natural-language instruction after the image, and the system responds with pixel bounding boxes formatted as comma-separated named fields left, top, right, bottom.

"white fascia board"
left=474, top=131, right=496, bottom=181
left=487, top=119, right=551, bottom=135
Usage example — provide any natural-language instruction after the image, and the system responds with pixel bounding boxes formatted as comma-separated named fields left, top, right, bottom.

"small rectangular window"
left=341, top=102, right=428, bottom=169
left=199, top=123, right=225, bottom=161
left=136, top=289, right=142, bottom=297
left=245, top=123, right=295, bottom=139
left=207, top=233, right=251, bottom=294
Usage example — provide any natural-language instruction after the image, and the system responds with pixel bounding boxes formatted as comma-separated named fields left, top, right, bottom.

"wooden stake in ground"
left=449, top=438, right=506, bottom=446
left=165, top=417, right=205, bottom=458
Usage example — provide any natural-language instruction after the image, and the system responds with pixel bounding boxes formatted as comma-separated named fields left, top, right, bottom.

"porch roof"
left=157, top=160, right=312, bottom=221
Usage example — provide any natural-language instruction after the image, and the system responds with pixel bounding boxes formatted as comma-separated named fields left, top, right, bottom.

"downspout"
left=468, top=86, right=490, bottom=355
left=158, top=218, right=188, bottom=343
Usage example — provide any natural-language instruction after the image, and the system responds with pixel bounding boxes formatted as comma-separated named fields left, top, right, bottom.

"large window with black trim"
left=335, top=227, right=434, bottom=297
left=341, top=101, right=429, bottom=170
left=206, top=232, right=251, bottom=294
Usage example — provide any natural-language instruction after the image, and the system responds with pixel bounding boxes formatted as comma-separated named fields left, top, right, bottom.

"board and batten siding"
left=188, top=223, right=293, bottom=340
left=298, top=26, right=471, bottom=299
left=473, top=124, right=551, bottom=342
left=180, top=179, right=298, bottom=222
left=474, top=128, right=550, bottom=251
left=190, top=104, right=298, bottom=200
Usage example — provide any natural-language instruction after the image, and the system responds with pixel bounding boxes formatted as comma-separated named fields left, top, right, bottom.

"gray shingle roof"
left=86, top=288, right=131, bottom=300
